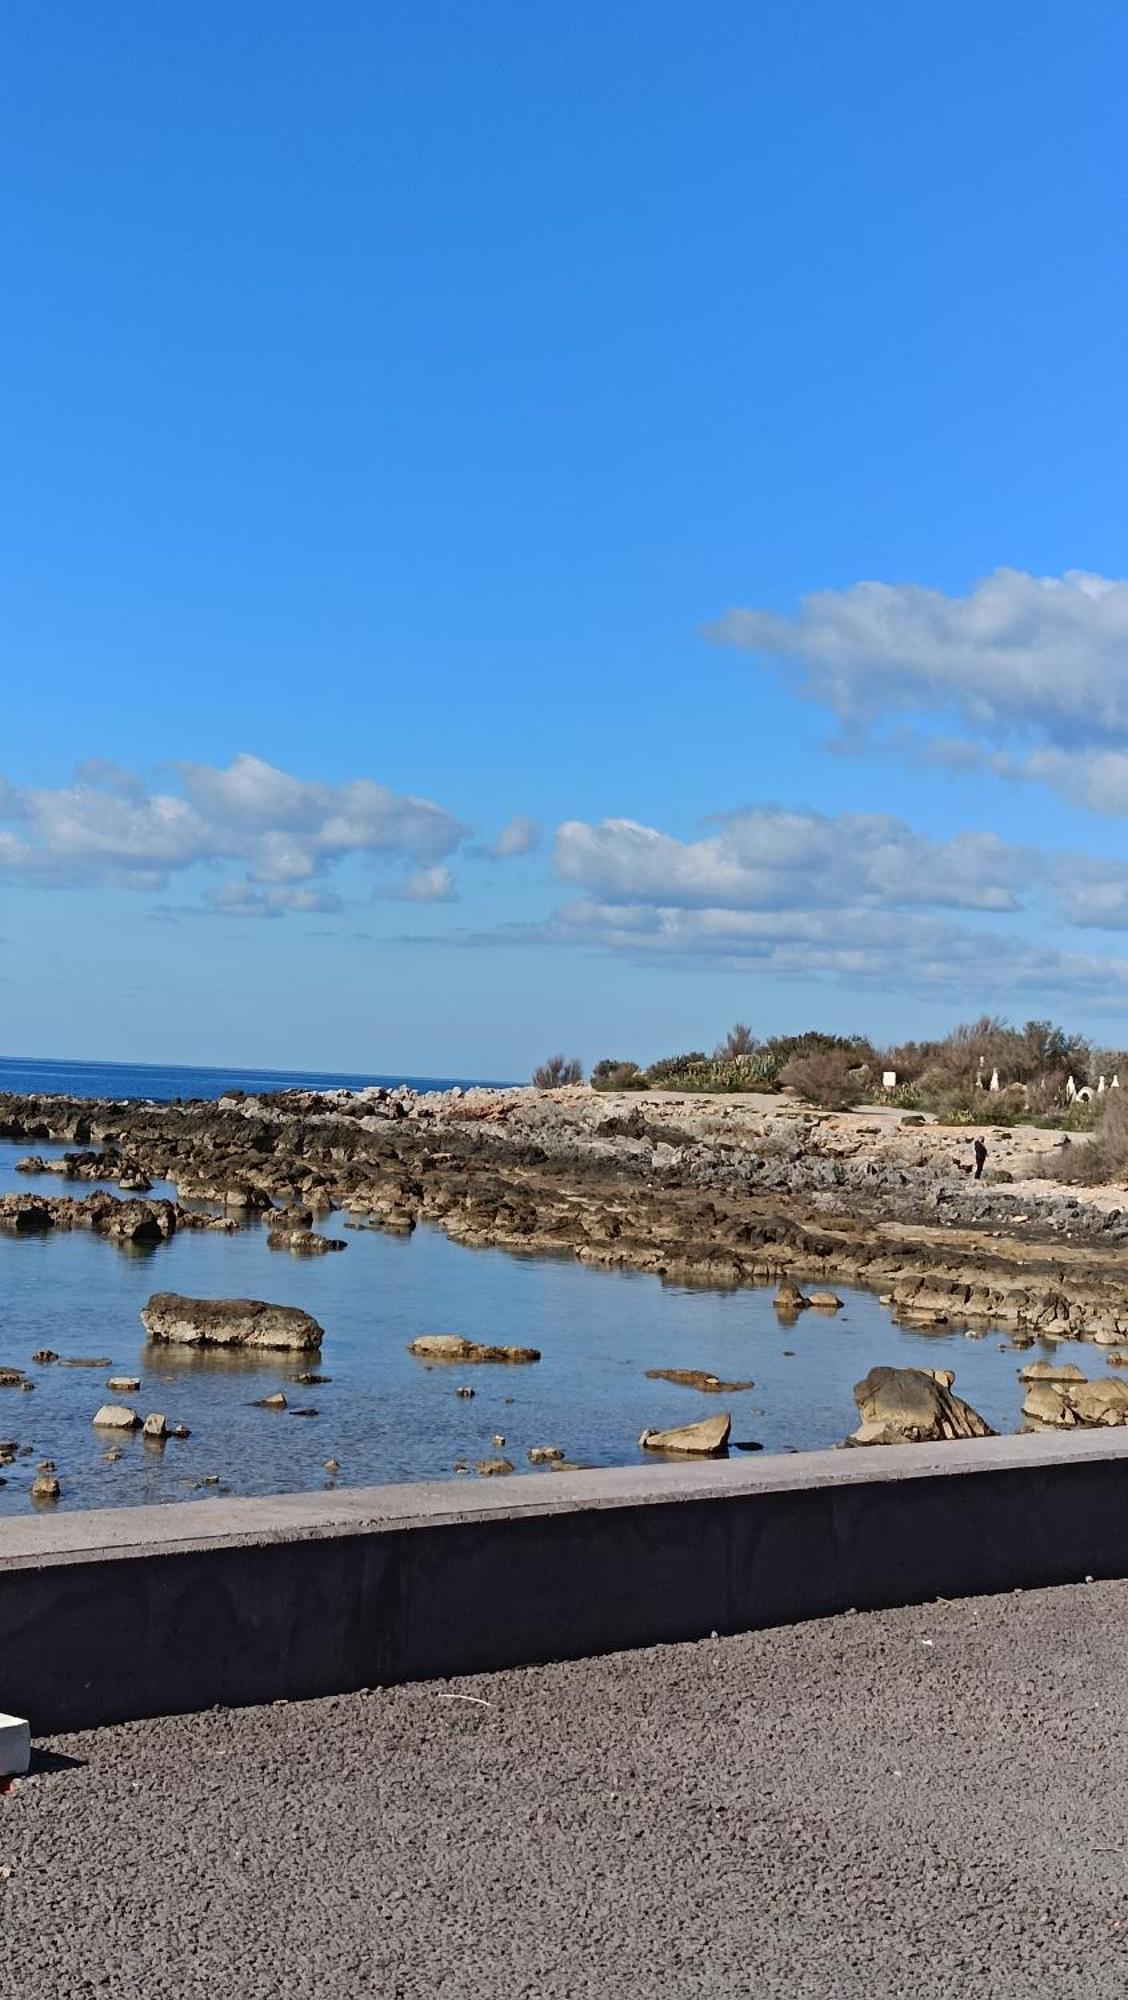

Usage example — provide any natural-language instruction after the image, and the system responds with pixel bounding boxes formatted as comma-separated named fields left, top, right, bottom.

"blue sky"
left=4, top=0, right=1128, bottom=1076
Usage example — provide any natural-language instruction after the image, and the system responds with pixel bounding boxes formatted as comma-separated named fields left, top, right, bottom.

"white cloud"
left=0, top=753, right=469, bottom=911
left=555, top=809, right=1035, bottom=914
left=546, top=897, right=1128, bottom=1004
left=473, top=814, right=542, bottom=861
left=373, top=865, right=458, bottom=904
left=711, top=568, right=1128, bottom=743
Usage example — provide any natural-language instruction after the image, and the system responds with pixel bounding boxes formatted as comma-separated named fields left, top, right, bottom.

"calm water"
left=0, top=1138, right=1107, bottom=1516
left=0, top=1054, right=509, bottom=1101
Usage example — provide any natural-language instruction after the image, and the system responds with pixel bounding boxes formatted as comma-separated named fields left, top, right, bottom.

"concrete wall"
left=5, top=1431, right=1128, bottom=1731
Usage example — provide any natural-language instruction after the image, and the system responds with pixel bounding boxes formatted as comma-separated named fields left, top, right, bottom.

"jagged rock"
left=92, top=1404, right=141, bottom=1429
left=527, top=1445, right=565, bottom=1463
left=32, top=1350, right=58, bottom=1365
left=1024, top=1374, right=1128, bottom=1428
left=475, top=1457, right=515, bottom=1476
left=848, top=1367, right=994, bottom=1446
left=31, top=1475, right=60, bottom=1501
left=0, top=1368, right=27, bottom=1388
left=266, top=1225, right=346, bottom=1255
left=141, top=1293, right=324, bottom=1351
left=253, top=1392, right=288, bottom=1410
left=639, top=1412, right=732, bottom=1455
left=774, top=1281, right=811, bottom=1311
left=142, top=1413, right=167, bottom=1438
left=645, top=1369, right=754, bottom=1393
left=408, top=1334, right=540, bottom=1365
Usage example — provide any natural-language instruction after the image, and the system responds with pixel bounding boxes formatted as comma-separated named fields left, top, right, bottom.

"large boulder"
left=408, top=1334, right=540, bottom=1365
left=141, top=1293, right=324, bottom=1352
left=848, top=1366, right=994, bottom=1446
left=639, top=1413, right=732, bottom=1456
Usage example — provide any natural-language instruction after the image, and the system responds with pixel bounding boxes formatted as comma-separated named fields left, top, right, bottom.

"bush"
left=778, top=1047, right=866, bottom=1111
left=1042, top=1087, right=1128, bottom=1183
left=591, top=1059, right=641, bottom=1092
left=532, top=1054, right=584, bottom=1089
left=716, top=1022, right=756, bottom=1058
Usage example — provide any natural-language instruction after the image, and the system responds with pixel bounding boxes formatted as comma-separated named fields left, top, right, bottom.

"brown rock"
left=639, top=1412, right=732, bottom=1456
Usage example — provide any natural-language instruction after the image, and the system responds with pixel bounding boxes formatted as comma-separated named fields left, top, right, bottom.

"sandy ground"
left=3, top=1580, right=1127, bottom=1998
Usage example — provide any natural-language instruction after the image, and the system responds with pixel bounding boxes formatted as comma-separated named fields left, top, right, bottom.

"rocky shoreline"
left=2, top=1081, right=1127, bottom=1347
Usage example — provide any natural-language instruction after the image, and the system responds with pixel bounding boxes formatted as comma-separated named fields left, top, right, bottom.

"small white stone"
left=0, top=1714, right=30, bottom=1778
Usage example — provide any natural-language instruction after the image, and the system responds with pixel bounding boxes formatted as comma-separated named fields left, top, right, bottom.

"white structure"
left=1066, top=1074, right=1077, bottom=1101
left=0, top=1713, right=30, bottom=1778
left=882, top=1070, right=897, bottom=1090
left=1099, top=1075, right=1108, bottom=1094
left=989, top=1068, right=1000, bottom=1092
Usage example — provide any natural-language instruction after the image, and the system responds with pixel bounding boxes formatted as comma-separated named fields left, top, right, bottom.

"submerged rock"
left=266, top=1225, right=346, bottom=1256
left=639, top=1412, right=732, bottom=1456
left=848, top=1366, right=994, bottom=1446
left=141, top=1293, right=324, bottom=1352
left=645, top=1369, right=754, bottom=1393
left=408, top=1334, right=541, bottom=1365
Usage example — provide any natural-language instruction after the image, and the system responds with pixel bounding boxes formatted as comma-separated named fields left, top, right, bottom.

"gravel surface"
left=3, top=1582, right=1128, bottom=1998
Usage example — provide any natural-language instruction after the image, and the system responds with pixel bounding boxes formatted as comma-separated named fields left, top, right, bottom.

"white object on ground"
left=0, top=1713, right=30, bottom=1778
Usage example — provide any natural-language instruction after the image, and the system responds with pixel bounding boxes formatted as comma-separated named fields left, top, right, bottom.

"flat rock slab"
left=408, top=1334, right=541, bottom=1365
left=141, top=1293, right=324, bottom=1352
left=639, top=1412, right=732, bottom=1455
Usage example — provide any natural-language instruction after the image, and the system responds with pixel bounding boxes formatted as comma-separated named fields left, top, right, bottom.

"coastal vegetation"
left=582, top=1016, right=1127, bottom=1123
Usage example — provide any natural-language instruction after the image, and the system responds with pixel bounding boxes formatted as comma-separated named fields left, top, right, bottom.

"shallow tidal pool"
left=0, top=1138, right=1104, bottom=1514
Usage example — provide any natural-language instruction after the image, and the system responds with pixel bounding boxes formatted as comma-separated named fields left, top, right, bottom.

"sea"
left=0, top=1055, right=1094, bottom=1516
left=0, top=1054, right=508, bottom=1101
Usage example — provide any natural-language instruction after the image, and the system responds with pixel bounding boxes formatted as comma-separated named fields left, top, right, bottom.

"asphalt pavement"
left=2, top=1580, right=1126, bottom=1998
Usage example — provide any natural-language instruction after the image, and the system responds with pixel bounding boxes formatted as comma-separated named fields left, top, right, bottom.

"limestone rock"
left=475, top=1457, right=515, bottom=1476
left=848, top=1367, right=994, bottom=1446
left=141, top=1293, right=324, bottom=1352
left=266, top=1225, right=346, bottom=1256
left=807, top=1291, right=844, bottom=1310
left=645, top=1369, right=754, bottom=1393
left=408, top=1334, right=541, bottom=1365
left=1018, top=1360, right=1086, bottom=1383
left=1024, top=1373, right=1128, bottom=1428
left=92, top=1404, right=141, bottom=1429
left=142, top=1413, right=167, bottom=1438
left=31, top=1474, right=60, bottom=1502
left=639, top=1412, right=732, bottom=1455
left=774, top=1281, right=811, bottom=1312
left=527, top=1445, right=565, bottom=1463
left=108, top=1376, right=141, bottom=1393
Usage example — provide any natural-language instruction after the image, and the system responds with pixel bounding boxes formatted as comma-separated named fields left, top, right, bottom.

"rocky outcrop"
left=639, top=1413, right=732, bottom=1455
left=141, top=1293, right=324, bottom=1351
left=1022, top=1373, right=1128, bottom=1428
left=407, top=1334, right=541, bottom=1364
left=848, top=1367, right=994, bottom=1446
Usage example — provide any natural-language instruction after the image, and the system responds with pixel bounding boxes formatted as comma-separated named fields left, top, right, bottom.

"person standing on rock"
left=973, top=1136, right=987, bottom=1181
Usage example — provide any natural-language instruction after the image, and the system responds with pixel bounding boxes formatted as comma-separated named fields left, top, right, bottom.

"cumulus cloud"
left=555, top=809, right=1036, bottom=914
left=710, top=569, right=1128, bottom=743
left=0, top=753, right=469, bottom=910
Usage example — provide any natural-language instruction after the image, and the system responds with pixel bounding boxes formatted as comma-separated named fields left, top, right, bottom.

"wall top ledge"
left=3, top=1428, right=1127, bottom=1573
